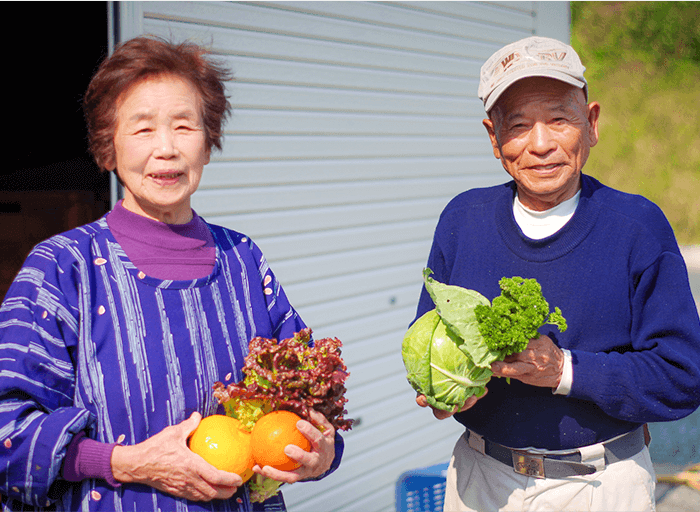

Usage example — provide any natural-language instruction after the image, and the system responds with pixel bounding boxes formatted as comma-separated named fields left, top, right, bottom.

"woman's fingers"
left=111, top=413, right=242, bottom=501
left=254, top=409, right=336, bottom=484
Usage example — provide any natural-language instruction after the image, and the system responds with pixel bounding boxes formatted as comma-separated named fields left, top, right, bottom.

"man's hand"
left=253, top=409, right=335, bottom=484
left=415, top=388, right=488, bottom=420
left=111, top=412, right=242, bottom=502
left=490, top=334, right=564, bottom=388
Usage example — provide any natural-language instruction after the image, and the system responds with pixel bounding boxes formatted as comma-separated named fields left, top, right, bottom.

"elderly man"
left=413, top=36, right=700, bottom=511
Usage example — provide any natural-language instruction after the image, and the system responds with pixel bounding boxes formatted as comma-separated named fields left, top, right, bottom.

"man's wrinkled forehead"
left=489, top=78, right=587, bottom=123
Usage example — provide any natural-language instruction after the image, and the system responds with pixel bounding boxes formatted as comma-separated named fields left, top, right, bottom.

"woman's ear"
left=103, top=151, right=117, bottom=172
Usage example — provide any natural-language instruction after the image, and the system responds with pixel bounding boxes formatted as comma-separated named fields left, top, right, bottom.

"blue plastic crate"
left=395, top=462, right=449, bottom=512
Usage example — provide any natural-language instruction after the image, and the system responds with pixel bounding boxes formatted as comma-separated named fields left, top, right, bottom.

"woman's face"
left=108, top=75, right=210, bottom=224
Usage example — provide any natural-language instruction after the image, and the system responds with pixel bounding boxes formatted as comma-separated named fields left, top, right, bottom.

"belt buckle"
left=512, top=451, right=546, bottom=478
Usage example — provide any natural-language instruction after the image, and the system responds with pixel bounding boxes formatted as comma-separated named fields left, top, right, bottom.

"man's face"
left=483, top=77, right=600, bottom=211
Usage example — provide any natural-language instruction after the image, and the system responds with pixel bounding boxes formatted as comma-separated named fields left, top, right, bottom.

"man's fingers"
left=492, top=361, right=528, bottom=376
left=417, top=392, right=483, bottom=419
left=459, top=392, right=485, bottom=411
left=432, top=409, right=454, bottom=420
left=417, top=394, right=451, bottom=419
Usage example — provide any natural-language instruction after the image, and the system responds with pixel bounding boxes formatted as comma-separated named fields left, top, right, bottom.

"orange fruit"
left=251, top=410, right=311, bottom=471
left=188, top=415, right=255, bottom=482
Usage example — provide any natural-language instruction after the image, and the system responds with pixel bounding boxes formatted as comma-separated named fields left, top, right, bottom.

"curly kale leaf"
left=474, top=276, right=567, bottom=356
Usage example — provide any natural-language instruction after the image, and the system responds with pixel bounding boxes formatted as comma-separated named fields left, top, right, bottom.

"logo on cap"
left=538, top=51, right=567, bottom=62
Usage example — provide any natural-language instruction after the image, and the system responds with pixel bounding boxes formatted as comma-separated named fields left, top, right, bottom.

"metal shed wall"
left=115, top=2, right=570, bottom=511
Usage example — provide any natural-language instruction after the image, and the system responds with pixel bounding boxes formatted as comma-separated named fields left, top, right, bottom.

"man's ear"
left=586, top=102, right=601, bottom=148
left=482, top=118, right=502, bottom=160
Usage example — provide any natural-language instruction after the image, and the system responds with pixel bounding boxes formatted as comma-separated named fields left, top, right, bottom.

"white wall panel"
left=198, top=158, right=495, bottom=187
left=117, top=2, right=570, bottom=511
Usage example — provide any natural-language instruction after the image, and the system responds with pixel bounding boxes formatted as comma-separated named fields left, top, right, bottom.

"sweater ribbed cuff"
left=62, top=431, right=121, bottom=488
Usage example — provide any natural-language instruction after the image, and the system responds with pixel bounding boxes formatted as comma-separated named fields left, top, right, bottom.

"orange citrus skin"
left=251, top=410, right=311, bottom=471
left=188, top=415, right=255, bottom=482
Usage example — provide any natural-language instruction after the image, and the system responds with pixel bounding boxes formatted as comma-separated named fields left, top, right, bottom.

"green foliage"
left=572, top=2, right=700, bottom=76
left=571, top=2, right=700, bottom=245
left=474, top=277, right=567, bottom=356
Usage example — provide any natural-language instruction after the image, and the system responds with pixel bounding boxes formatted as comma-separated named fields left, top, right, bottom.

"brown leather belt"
left=464, top=428, right=646, bottom=479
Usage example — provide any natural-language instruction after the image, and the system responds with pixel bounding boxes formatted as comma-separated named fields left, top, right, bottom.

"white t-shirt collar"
left=513, top=190, right=581, bottom=240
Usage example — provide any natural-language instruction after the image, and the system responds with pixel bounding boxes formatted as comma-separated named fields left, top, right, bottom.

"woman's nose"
left=153, top=128, right=178, bottom=158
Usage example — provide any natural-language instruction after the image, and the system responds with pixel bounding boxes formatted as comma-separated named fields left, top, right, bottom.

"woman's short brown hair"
left=83, top=36, right=232, bottom=170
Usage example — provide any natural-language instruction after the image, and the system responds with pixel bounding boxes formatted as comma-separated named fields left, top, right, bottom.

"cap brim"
left=484, top=69, right=587, bottom=112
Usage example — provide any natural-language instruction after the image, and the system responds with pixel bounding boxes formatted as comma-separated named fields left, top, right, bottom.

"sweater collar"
left=495, top=174, right=601, bottom=262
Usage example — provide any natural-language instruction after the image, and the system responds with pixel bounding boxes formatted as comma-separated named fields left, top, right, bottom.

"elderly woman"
left=0, top=37, right=340, bottom=511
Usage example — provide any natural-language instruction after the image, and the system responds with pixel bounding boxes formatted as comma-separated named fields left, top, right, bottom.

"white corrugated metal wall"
left=115, top=2, right=570, bottom=510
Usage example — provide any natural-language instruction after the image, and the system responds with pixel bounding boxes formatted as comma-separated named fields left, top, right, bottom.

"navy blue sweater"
left=415, top=174, right=700, bottom=450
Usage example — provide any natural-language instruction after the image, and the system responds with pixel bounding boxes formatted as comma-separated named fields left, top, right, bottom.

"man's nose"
left=528, top=122, right=557, bottom=156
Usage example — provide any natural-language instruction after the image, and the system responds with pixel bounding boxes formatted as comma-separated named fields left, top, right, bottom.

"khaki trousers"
left=444, top=434, right=656, bottom=512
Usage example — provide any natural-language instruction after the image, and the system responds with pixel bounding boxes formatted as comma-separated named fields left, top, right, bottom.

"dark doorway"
left=1, top=2, right=111, bottom=301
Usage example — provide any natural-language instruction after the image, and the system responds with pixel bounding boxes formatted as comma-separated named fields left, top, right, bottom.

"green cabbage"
left=403, top=309, right=492, bottom=411
left=402, top=270, right=498, bottom=411
left=402, top=269, right=566, bottom=412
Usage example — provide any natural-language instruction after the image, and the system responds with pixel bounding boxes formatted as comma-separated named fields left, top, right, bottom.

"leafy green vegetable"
left=422, top=269, right=498, bottom=367
left=402, top=270, right=567, bottom=411
left=402, top=309, right=491, bottom=411
left=248, top=473, right=284, bottom=503
left=474, top=276, right=567, bottom=357
left=213, top=329, right=353, bottom=432
left=220, top=397, right=272, bottom=432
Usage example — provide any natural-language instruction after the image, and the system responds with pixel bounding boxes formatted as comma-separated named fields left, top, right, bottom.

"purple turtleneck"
left=61, top=200, right=216, bottom=486
left=106, top=200, right=216, bottom=280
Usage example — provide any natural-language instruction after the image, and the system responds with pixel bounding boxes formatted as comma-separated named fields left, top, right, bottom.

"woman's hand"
left=416, top=388, right=487, bottom=420
left=111, top=412, right=242, bottom=502
left=253, top=409, right=336, bottom=484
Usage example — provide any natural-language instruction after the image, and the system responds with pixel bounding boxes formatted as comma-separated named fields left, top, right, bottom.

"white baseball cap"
left=478, top=36, right=588, bottom=113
